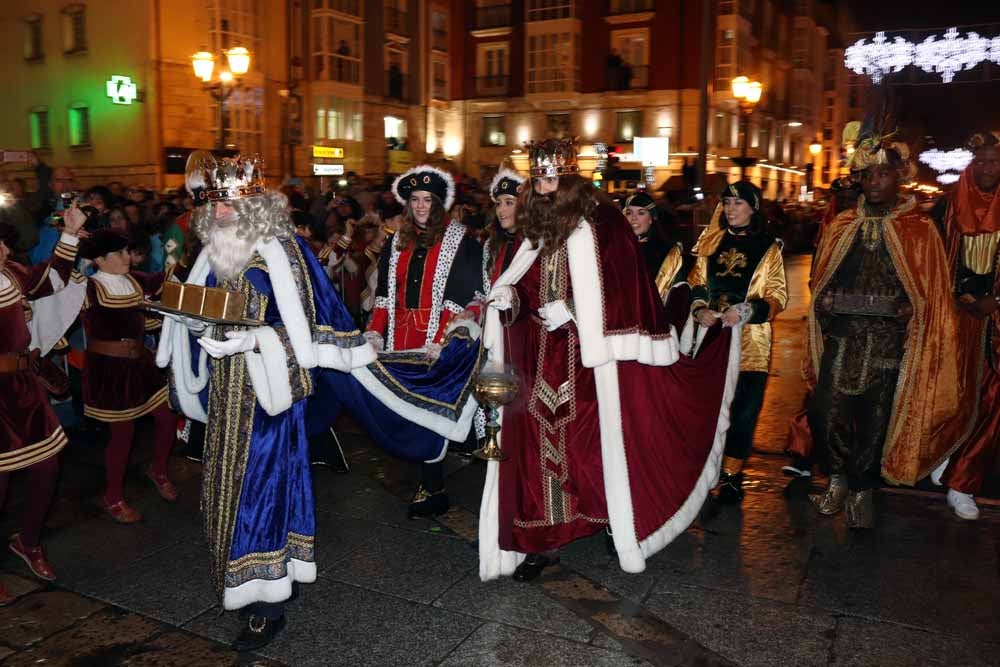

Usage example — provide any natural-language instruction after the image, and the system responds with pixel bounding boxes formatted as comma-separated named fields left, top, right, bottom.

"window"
left=311, top=8, right=362, bottom=83
left=526, top=0, right=573, bottom=21
left=432, top=59, right=448, bottom=100
left=209, top=0, right=261, bottom=55
left=546, top=113, right=571, bottom=139
left=385, top=0, right=408, bottom=35
left=385, top=116, right=408, bottom=148
left=715, top=28, right=734, bottom=93
left=216, top=87, right=264, bottom=153
left=29, top=109, right=49, bottom=150
left=481, top=116, right=506, bottom=146
left=24, top=15, right=43, bottom=61
left=432, top=10, right=447, bottom=51
left=475, top=0, right=511, bottom=29
left=609, top=29, right=649, bottom=89
left=615, top=110, right=641, bottom=143
left=68, top=104, right=90, bottom=148
left=527, top=31, right=579, bottom=93
left=62, top=5, right=86, bottom=54
left=313, top=0, right=361, bottom=15
left=314, top=97, right=362, bottom=141
left=385, top=45, right=408, bottom=100
left=476, top=43, right=510, bottom=96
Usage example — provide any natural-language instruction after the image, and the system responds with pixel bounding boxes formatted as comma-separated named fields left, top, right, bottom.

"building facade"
left=0, top=0, right=289, bottom=189
left=451, top=0, right=865, bottom=198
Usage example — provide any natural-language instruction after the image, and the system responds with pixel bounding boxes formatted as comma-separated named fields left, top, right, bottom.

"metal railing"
left=386, top=71, right=408, bottom=100
left=475, top=4, right=511, bottom=29
left=474, top=75, right=511, bottom=97
left=314, top=54, right=361, bottom=84
left=605, top=64, right=648, bottom=90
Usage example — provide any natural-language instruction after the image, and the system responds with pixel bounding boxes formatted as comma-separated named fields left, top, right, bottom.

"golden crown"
left=526, top=138, right=580, bottom=178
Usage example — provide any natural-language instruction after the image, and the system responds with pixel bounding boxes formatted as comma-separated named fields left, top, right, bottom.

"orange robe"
left=807, top=196, right=974, bottom=485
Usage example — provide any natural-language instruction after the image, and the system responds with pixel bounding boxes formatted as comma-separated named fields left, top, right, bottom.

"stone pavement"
left=1, top=255, right=999, bottom=666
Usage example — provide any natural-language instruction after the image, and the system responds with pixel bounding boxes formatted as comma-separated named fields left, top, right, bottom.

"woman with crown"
left=478, top=139, right=741, bottom=582
left=365, top=165, right=484, bottom=518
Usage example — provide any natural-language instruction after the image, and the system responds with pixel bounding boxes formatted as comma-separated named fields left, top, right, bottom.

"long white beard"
left=205, top=225, right=259, bottom=282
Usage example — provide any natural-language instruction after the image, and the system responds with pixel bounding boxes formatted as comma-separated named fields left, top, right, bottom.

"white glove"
left=722, top=302, right=754, bottom=328
left=364, top=330, right=385, bottom=352
left=539, top=300, right=574, bottom=331
left=488, top=285, right=514, bottom=310
left=165, top=312, right=208, bottom=336
left=198, top=330, right=257, bottom=359
left=422, top=343, right=442, bottom=361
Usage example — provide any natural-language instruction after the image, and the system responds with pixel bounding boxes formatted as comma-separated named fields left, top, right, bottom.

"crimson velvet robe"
left=0, top=234, right=79, bottom=471
left=480, top=204, right=739, bottom=577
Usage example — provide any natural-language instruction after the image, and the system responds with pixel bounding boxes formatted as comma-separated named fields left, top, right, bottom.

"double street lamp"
left=191, top=47, right=252, bottom=150
left=731, top=75, right=763, bottom=181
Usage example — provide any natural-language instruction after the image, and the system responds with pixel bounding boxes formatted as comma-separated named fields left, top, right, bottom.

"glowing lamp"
left=731, top=76, right=750, bottom=100
left=191, top=51, right=215, bottom=82
left=226, top=47, right=251, bottom=76
left=219, top=70, right=234, bottom=84
left=745, top=81, right=762, bottom=104
left=809, top=141, right=822, bottom=157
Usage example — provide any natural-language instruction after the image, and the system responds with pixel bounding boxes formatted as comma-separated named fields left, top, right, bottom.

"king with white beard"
left=157, top=151, right=376, bottom=651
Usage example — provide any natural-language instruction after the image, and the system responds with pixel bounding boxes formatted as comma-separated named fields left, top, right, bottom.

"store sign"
left=313, top=146, right=344, bottom=159
left=313, top=163, right=345, bottom=176
left=106, top=75, right=137, bottom=105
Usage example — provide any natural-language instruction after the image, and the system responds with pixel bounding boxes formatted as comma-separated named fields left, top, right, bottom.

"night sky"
left=844, top=0, right=1000, bottom=149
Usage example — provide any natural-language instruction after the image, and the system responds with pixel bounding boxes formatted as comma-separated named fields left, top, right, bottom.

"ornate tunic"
left=81, top=270, right=173, bottom=422
left=688, top=228, right=787, bottom=372
left=0, top=234, right=79, bottom=472
left=368, top=221, right=484, bottom=351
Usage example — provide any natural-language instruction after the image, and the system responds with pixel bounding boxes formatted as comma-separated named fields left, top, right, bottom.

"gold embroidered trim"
left=0, top=427, right=68, bottom=473
left=84, top=386, right=168, bottom=422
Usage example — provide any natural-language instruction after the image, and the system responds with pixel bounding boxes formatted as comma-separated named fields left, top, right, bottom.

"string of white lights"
left=846, top=28, right=1000, bottom=83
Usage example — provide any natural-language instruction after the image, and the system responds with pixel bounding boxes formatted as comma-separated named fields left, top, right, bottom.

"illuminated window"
left=29, top=109, right=50, bottom=150
left=24, top=15, right=43, bottom=61
left=527, top=31, right=579, bottom=93
left=68, top=104, right=90, bottom=148
left=311, top=4, right=362, bottom=83
left=385, top=116, right=407, bottom=141
left=546, top=113, right=571, bottom=139
left=61, top=5, right=86, bottom=54
left=615, top=110, right=641, bottom=143
left=476, top=43, right=510, bottom=96
left=314, top=97, right=362, bottom=141
left=481, top=116, right=506, bottom=147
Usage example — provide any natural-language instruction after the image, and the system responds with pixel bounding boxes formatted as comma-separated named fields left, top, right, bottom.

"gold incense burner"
left=472, top=365, right=520, bottom=461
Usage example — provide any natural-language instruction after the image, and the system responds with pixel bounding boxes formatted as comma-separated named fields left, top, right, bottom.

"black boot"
left=407, top=484, right=449, bottom=519
left=604, top=526, right=617, bottom=557
left=512, top=552, right=560, bottom=582
left=185, top=421, right=205, bottom=462
left=309, top=429, right=349, bottom=473
left=717, top=472, right=745, bottom=504
left=232, top=603, right=286, bottom=652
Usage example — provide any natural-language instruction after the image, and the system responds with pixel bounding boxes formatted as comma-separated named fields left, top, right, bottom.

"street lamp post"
left=808, top=139, right=822, bottom=191
left=191, top=47, right=252, bottom=151
left=731, top=76, right=762, bottom=181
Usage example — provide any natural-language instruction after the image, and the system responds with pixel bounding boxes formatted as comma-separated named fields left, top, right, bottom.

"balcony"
left=386, top=70, right=408, bottom=101
left=314, top=53, right=361, bottom=85
left=432, top=29, right=448, bottom=51
left=474, top=75, right=511, bottom=97
left=609, top=0, right=654, bottom=14
left=385, top=8, right=408, bottom=35
left=526, top=2, right=577, bottom=22
left=605, top=64, right=648, bottom=90
left=475, top=4, right=511, bottom=29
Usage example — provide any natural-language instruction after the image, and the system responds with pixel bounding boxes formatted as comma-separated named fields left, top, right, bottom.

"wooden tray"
left=143, top=301, right=264, bottom=327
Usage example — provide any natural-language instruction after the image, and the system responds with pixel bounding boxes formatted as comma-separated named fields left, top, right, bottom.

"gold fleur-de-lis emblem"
left=716, top=248, right=747, bottom=278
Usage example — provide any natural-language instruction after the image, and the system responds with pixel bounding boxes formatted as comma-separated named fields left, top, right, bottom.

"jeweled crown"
left=526, top=138, right=580, bottom=178
left=185, top=150, right=266, bottom=206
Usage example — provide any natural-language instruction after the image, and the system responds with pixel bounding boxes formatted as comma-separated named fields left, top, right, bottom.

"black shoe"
left=781, top=457, right=812, bottom=478
left=717, top=472, right=745, bottom=504
left=407, top=485, right=449, bottom=519
left=604, top=526, right=617, bottom=557
left=231, top=614, right=286, bottom=652
left=309, top=431, right=350, bottom=473
left=512, top=553, right=560, bottom=582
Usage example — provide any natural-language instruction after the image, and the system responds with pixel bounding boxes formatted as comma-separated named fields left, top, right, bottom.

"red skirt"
left=0, top=370, right=67, bottom=472
left=82, top=350, right=168, bottom=423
